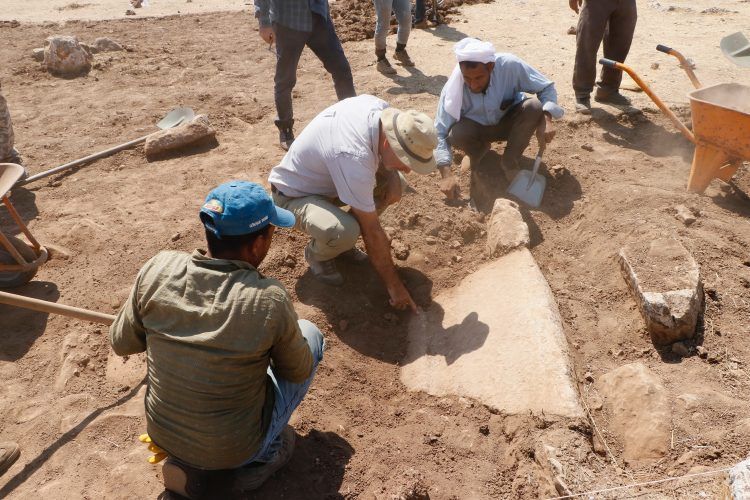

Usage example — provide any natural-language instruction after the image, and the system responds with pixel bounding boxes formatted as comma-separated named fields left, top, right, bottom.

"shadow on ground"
left=0, top=280, right=58, bottom=361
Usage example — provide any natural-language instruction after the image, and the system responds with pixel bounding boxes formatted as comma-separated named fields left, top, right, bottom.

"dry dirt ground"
left=1, top=0, right=750, bottom=498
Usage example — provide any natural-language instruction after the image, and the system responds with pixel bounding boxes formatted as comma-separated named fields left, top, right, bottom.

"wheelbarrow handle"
left=656, top=44, right=672, bottom=54
left=599, top=58, right=620, bottom=69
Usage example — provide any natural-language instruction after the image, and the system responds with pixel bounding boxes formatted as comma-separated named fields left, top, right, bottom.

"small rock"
left=170, top=232, right=181, bottom=242
left=130, top=0, right=143, bottom=7
left=581, top=143, right=594, bottom=152
left=93, top=37, right=124, bottom=52
left=566, top=26, right=576, bottom=35
left=707, top=351, right=722, bottom=364
left=674, top=204, right=696, bottom=226
left=570, top=153, right=581, bottom=160
left=44, top=35, right=93, bottom=76
left=584, top=371, right=594, bottom=382
left=423, top=434, right=439, bottom=445
left=125, top=9, right=136, bottom=15
left=451, top=255, right=462, bottom=263
left=425, top=236, right=438, bottom=245
left=651, top=62, right=660, bottom=70
left=696, top=345, right=708, bottom=359
left=449, top=240, right=462, bottom=249
left=391, top=239, right=410, bottom=260
left=282, top=254, right=296, bottom=268
left=672, top=341, right=690, bottom=357
left=479, top=424, right=489, bottom=436
left=31, top=47, right=44, bottom=62
left=549, top=164, right=568, bottom=179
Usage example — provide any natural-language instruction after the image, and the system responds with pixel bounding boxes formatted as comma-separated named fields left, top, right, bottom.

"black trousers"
left=273, top=15, right=356, bottom=126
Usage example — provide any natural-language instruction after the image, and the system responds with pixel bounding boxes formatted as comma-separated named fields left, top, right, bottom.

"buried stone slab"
left=729, top=456, right=750, bottom=499
left=400, top=248, right=583, bottom=418
left=619, top=237, right=703, bottom=345
left=597, top=362, right=670, bottom=463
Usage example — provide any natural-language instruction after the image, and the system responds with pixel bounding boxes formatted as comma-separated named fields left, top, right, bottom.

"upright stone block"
left=619, top=238, right=703, bottom=345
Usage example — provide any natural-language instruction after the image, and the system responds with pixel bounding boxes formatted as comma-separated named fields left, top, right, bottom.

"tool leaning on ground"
left=20, top=107, right=195, bottom=185
left=600, top=44, right=750, bottom=193
left=507, top=123, right=547, bottom=208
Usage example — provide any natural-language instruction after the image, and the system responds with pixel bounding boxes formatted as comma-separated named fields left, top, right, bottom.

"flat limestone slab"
left=400, top=248, right=583, bottom=418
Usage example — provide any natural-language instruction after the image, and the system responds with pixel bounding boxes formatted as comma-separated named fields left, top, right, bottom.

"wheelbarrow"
left=0, top=163, right=48, bottom=287
left=600, top=45, right=750, bottom=193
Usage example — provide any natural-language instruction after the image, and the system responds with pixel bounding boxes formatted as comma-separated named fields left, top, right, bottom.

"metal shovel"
left=21, top=107, right=195, bottom=185
left=721, top=32, right=750, bottom=68
left=507, top=128, right=547, bottom=208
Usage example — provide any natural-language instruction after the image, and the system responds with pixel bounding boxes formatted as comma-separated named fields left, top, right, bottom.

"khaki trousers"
left=272, top=173, right=406, bottom=262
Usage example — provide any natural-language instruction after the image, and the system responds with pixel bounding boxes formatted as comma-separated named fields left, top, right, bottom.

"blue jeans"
left=414, top=0, right=425, bottom=23
left=244, top=320, right=325, bottom=464
left=373, top=0, right=412, bottom=51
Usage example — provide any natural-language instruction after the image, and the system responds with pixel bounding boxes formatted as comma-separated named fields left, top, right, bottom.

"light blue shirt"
left=434, top=53, right=564, bottom=168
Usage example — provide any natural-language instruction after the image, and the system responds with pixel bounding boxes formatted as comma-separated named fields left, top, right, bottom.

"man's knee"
left=323, top=217, right=360, bottom=252
left=516, top=99, right=544, bottom=126
left=448, top=120, right=482, bottom=150
left=298, top=319, right=325, bottom=363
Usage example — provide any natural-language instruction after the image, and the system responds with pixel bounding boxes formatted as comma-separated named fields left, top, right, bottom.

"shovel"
left=507, top=126, right=547, bottom=208
left=720, top=32, right=750, bottom=68
left=21, top=107, right=195, bottom=185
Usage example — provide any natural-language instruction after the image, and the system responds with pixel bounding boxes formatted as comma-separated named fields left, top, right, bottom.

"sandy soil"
left=1, top=0, right=749, bottom=498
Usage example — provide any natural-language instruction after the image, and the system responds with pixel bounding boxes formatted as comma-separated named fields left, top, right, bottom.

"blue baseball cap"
left=200, top=181, right=295, bottom=238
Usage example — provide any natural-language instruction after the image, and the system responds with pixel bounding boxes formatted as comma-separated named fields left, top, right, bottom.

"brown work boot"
left=0, top=442, right=20, bottom=477
left=393, top=49, right=415, bottom=67
left=235, top=426, right=296, bottom=492
left=162, top=458, right=210, bottom=500
left=594, top=88, right=630, bottom=105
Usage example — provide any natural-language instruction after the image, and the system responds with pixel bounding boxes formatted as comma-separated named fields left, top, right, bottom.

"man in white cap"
left=269, top=94, right=438, bottom=312
left=433, top=38, right=564, bottom=200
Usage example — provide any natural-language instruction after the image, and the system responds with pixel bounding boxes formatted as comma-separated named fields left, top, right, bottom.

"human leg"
left=572, top=0, right=615, bottom=102
left=249, top=320, right=324, bottom=464
left=414, top=0, right=426, bottom=25
left=597, top=0, right=637, bottom=97
left=496, top=98, right=544, bottom=170
left=0, top=91, right=16, bottom=163
left=372, top=0, right=398, bottom=74
left=306, top=15, right=356, bottom=100
left=273, top=23, right=308, bottom=149
left=448, top=118, right=493, bottom=168
left=392, top=0, right=413, bottom=66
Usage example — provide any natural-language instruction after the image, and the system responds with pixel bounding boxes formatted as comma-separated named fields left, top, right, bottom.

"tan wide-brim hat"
left=381, top=107, right=438, bottom=175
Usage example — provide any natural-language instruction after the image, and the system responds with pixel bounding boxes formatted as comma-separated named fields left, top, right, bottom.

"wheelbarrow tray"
left=688, top=83, right=750, bottom=159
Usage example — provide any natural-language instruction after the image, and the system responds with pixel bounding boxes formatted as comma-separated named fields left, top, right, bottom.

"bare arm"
left=350, top=207, right=418, bottom=313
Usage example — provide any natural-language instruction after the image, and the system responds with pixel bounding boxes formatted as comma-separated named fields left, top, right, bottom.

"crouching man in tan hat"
left=269, top=94, right=437, bottom=312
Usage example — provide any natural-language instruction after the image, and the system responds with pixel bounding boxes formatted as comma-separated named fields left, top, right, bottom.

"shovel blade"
left=507, top=170, right=546, bottom=208
left=156, top=107, right=195, bottom=129
left=721, top=32, right=750, bottom=67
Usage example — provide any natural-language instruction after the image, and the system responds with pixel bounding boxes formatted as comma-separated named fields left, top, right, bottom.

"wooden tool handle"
left=0, top=290, right=115, bottom=325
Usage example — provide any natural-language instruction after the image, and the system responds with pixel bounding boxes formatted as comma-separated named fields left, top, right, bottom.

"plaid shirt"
left=254, top=0, right=329, bottom=32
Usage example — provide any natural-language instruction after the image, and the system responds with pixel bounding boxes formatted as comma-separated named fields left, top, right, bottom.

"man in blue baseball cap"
left=110, top=181, right=324, bottom=498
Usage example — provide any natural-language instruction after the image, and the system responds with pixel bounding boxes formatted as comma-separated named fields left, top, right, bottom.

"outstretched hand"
left=259, top=26, right=275, bottom=45
left=569, top=0, right=582, bottom=13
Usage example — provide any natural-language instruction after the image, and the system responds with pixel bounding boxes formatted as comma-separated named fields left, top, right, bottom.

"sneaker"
left=575, top=97, right=592, bottom=115
left=278, top=127, right=294, bottom=151
left=413, top=18, right=428, bottom=28
left=236, top=426, right=296, bottom=491
left=0, top=442, right=20, bottom=477
left=594, top=89, right=630, bottom=105
left=376, top=58, right=397, bottom=75
left=393, top=50, right=415, bottom=67
left=161, top=458, right=209, bottom=500
left=305, top=246, right=344, bottom=286
left=338, top=247, right=368, bottom=263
